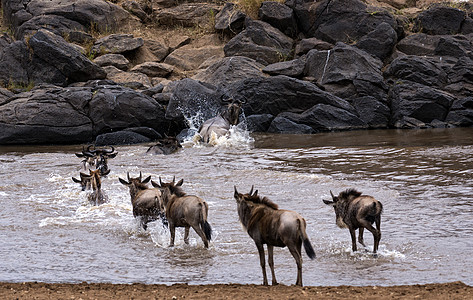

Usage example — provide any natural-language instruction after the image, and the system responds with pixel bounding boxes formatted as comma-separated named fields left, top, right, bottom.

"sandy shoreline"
left=1, top=281, right=472, bottom=299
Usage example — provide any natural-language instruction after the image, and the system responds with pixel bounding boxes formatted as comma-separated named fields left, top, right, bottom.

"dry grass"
left=232, top=0, right=285, bottom=19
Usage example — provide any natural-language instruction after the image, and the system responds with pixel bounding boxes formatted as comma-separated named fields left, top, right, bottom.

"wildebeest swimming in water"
left=75, top=145, right=117, bottom=176
left=146, top=136, right=182, bottom=155
left=234, top=186, right=316, bottom=286
left=197, top=99, right=243, bottom=144
left=119, top=172, right=166, bottom=230
left=323, top=189, right=383, bottom=253
left=72, top=169, right=108, bottom=205
left=152, top=177, right=212, bottom=248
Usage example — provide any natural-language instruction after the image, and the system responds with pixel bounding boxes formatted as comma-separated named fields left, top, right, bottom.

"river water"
left=0, top=128, right=472, bottom=287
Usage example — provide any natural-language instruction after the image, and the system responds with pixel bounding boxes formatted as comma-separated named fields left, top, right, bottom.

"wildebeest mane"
left=135, top=182, right=149, bottom=190
left=340, top=188, right=362, bottom=200
left=169, top=184, right=186, bottom=197
left=246, top=194, right=278, bottom=210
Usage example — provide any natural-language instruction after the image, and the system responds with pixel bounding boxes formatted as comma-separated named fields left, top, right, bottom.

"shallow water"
left=0, top=128, right=472, bottom=286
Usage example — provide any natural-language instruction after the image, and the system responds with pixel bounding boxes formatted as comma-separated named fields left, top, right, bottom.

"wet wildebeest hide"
left=234, top=186, right=316, bottom=286
left=119, top=172, right=165, bottom=230
left=72, top=169, right=110, bottom=192
left=73, top=169, right=108, bottom=205
left=146, top=136, right=182, bottom=155
left=75, top=145, right=117, bottom=176
left=323, top=189, right=383, bottom=253
left=198, top=100, right=243, bottom=144
left=152, top=177, right=212, bottom=248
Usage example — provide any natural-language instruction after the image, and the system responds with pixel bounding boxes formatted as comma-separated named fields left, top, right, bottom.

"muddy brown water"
left=0, top=128, right=472, bottom=286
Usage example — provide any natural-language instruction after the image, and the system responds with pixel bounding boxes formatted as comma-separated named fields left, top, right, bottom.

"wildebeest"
left=198, top=99, right=243, bottom=144
left=72, top=169, right=110, bottom=191
left=234, top=186, right=315, bottom=286
left=72, top=169, right=108, bottom=205
left=119, top=172, right=165, bottom=230
left=146, top=136, right=182, bottom=155
left=152, top=177, right=212, bottom=248
left=323, top=189, right=383, bottom=253
left=75, top=145, right=117, bottom=176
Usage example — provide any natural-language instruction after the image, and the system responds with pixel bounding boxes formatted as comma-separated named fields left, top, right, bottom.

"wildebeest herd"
left=71, top=104, right=383, bottom=287
left=71, top=143, right=383, bottom=287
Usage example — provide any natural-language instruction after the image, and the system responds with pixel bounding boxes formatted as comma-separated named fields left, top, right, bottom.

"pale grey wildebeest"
left=197, top=99, right=243, bottom=144
left=72, top=169, right=108, bottom=205
left=234, top=186, right=315, bottom=286
left=151, top=177, right=212, bottom=248
left=323, top=189, right=383, bottom=254
left=119, top=172, right=166, bottom=230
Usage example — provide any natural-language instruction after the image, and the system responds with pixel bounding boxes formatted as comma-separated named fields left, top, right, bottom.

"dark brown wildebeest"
left=198, top=99, right=243, bottom=144
left=75, top=145, right=117, bottom=176
left=234, top=186, right=316, bottom=287
left=72, top=169, right=108, bottom=205
left=146, top=136, right=182, bottom=155
left=119, top=172, right=165, bottom=230
left=152, top=177, right=212, bottom=248
left=323, top=189, right=383, bottom=253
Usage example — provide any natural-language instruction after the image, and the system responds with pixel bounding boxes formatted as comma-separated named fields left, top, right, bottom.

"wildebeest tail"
left=199, top=202, right=212, bottom=241
left=299, top=219, right=316, bottom=259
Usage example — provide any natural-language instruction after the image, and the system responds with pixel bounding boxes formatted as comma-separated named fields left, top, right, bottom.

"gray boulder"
left=258, top=1, right=297, bottom=38
left=91, top=34, right=144, bottom=56
left=262, top=57, right=306, bottom=78
left=445, top=97, right=473, bottom=126
left=355, top=22, right=397, bottom=61
left=246, top=114, right=274, bottom=132
left=224, top=19, right=294, bottom=65
left=94, top=54, right=130, bottom=70
left=268, top=116, right=314, bottom=134
left=414, top=5, right=466, bottom=35
left=214, top=2, right=246, bottom=35
left=130, top=62, right=174, bottom=77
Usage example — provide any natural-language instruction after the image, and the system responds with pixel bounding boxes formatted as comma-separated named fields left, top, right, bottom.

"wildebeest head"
left=119, top=172, right=151, bottom=189
left=94, top=146, right=117, bottom=176
left=146, top=136, right=182, bottom=155
left=323, top=189, right=362, bottom=228
left=151, top=176, right=185, bottom=204
left=72, top=169, right=110, bottom=191
left=220, top=99, right=243, bottom=126
left=75, top=145, right=97, bottom=171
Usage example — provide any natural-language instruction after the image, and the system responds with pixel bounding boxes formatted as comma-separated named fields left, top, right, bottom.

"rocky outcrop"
left=1, top=0, right=473, bottom=145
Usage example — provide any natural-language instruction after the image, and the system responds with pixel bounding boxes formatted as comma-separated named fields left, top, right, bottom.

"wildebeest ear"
left=176, top=179, right=184, bottom=186
left=119, top=178, right=129, bottom=185
left=151, top=180, right=160, bottom=188
left=72, top=177, right=82, bottom=183
left=142, top=175, right=152, bottom=183
left=253, top=190, right=258, bottom=197
left=323, top=199, right=334, bottom=205
left=102, top=169, right=111, bottom=176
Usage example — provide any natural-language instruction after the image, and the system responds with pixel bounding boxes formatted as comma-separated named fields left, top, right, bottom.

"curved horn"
left=127, top=172, right=131, bottom=181
left=86, top=145, right=97, bottom=154
left=159, top=176, right=164, bottom=186
left=103, top=145, right=115, bottom=153
left=139, top=171, right=142, bottom=181
left=172, top=176, right=175, bottom=184
left=330, top=190, right=335, bottom=199
left=249, top=185, right=254, bottom=196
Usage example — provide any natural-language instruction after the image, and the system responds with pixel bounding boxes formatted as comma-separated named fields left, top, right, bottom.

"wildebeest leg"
left=360, top=221, right=381, bottom=253
left=267, top=245, right=278, bottom=285
left=255, top=243, right=268, bottom=286
left=287, top=243, right=303, bottom=286
left=169, top=223, right=176, bottom=247
left=349, top=227, right=357, bottom=252
left=190, top=223, right=209, bottom=248
left=358, top=227, right=366, bottom=247
left=374, top=217, right=382, bottom=253
left=184, top=227, right=190, bottom=244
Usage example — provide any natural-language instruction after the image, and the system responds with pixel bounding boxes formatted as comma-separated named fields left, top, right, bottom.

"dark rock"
left=352, top=96, right=390, bottom=128
left=214, top=2, right=246, bottom=35
left=246, top=114, right=274, bottom=132
left=144, top=39, right=170, bottom=62
left=94, top=54, right=130, bottom=70
left=294, top=38, right=333, bottom=57
left=268, top=116, right=314, bottom=134
left=396, top=33, right=440, bottom=56
left=445, top=97, right=473, bottom=126
left=389, top=81, right=456, bottom=125
left=95, top=130, right=151, bottom=145
left=279, top=103, right=367, bottom=132
left=0, top=41, right=30, bottom=86
left=384, top=55, right=448, bottom=88
left=155, top=3, right=222, bottom=28
left=414, top=5, right=465, bottom=35
left=461, top=17, right=473, bottom=34
left=91, top=34, right=144, bottom=56
left=258, top=1, right=297, bottom=38
left=130, top=62, right=174, bottom=77
left=224, top=19, right=294, bottom=65
left=193, top=56, right=266, bottom=88
left=445, top=56, right=473, bottom=96
left=142, top=84, right=165, bottom=97
left=122, top=0, right=151, bottom=23
left=394, top=116, right=427, bottom=129
left=355, top=22, right=397, bottom=61
left=225, top=75, right=355, bottom=116
left=434, top=35, right=473, bottom=59
left=28, top=29, right=106, bottom=85
left=262, top=57, right=306, bottom=78
left=292, top=0, right=401, bottom=44
left=15, top=15, right=86, bottom=40
left=103, top=66, right=152, bottom=89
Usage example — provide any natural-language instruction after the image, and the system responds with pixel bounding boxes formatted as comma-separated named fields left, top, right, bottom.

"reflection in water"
left=0, top=128, right=472, bottom=286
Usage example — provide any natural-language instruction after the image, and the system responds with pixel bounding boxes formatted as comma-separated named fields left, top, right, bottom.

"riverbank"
left=1, top=281, right=472, bottom=299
